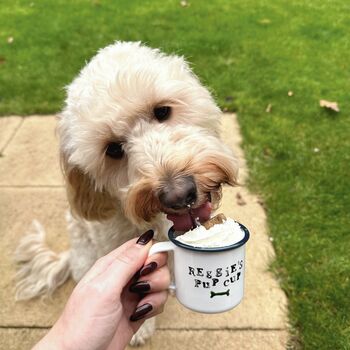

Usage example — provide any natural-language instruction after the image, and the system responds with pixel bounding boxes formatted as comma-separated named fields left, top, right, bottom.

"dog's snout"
left=159, top=175, right=197, bottom=210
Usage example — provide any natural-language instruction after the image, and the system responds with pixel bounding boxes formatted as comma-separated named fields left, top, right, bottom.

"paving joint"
left=156, top=328, right=286, bottom=332
left=0, top=326, right=51, bottom=330
left=0, top=117, right=24, bottom=154
left=0, top=185, right=64, bottom=188
left=0, top=325, right=285, bottom=332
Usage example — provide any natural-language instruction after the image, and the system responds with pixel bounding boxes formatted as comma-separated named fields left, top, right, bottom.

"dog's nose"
left=159, top=175, right=197, bottom=210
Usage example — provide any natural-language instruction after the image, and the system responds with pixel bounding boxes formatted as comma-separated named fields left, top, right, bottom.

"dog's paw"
left=130, top=317, right=156, bottom=347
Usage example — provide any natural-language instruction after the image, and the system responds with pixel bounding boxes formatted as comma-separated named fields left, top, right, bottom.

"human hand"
left=34, top=230, right=170, bottom=350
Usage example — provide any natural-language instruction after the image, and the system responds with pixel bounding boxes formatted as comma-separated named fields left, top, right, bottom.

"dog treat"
left=202, top=213, right=227, bottom=229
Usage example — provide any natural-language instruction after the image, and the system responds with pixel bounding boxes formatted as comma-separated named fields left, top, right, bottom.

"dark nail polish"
left=136, top=230, right=154, bottom=245
left=129, top=281, right=151, bottom=293
left=130, top=303, right=153, bottom=322
left=140, top=262, right=158, bottom=277
left=132, top=268, right=142, bottom=281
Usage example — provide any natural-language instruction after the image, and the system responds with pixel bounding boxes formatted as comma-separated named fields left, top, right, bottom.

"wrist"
left=33, top=321, right=65, bottom=350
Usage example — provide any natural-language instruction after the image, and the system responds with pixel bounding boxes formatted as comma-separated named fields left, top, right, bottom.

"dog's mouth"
left=165, top=193, right=212, bottom=231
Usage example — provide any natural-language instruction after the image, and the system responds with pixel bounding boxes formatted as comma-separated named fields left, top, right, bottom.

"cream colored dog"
left=15, top=41, right=238, bottom=345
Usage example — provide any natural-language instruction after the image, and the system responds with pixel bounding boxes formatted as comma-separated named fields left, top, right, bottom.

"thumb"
left=97, top=230, right=154, bottom=294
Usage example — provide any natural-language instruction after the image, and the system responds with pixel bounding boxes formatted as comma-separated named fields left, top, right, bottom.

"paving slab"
left=0, top=188, right=74, bottom=327
left=0, top=116, right=63, bottom=186
left=0, top=114, right=289, bottom=349
left=149, top=330, right=288, bottom=350
left=0, top=116, right=23, bottom=152
left=0, top=328, right=49, bottom=350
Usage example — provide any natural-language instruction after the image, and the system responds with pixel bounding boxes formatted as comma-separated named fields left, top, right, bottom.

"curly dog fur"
left=15, top=41, right=238, bottom=345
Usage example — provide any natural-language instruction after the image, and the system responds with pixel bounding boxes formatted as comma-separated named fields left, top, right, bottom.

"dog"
left=15, top=41, right=238, bottom=345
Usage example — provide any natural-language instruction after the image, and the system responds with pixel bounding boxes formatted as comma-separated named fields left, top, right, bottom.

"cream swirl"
left=175, top=218, right=244, bottom=248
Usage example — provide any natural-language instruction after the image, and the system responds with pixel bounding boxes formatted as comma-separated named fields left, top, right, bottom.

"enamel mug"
left=149, top=223, right=250, bottom=314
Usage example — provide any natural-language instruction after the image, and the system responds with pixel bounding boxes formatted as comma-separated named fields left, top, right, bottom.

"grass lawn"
left=1, top=0, right=349, bottom=348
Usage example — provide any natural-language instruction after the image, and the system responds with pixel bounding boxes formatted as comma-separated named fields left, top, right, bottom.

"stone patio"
left=0, top=114, right=288, bottom=349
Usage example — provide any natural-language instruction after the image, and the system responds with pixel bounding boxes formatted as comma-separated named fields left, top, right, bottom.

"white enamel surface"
left=150, top=241, right=246, bottom=314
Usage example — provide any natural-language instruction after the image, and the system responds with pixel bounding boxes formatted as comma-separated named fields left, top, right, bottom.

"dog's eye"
left=106, top=142, right=124, bottom=159
left=154, top=106, right=171, bottom=122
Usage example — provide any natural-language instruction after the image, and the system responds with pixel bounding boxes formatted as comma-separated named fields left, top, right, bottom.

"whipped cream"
left=175, top=218, right=244, bottom=248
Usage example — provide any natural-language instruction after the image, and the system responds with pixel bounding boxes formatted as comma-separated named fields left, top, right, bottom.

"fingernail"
left=129, top=281, right=151, bottom=293
left=130, top=303, right=153, bottom=322
left=140, top=262, right=158, bottom=277
left=136, top=230, right=154, bottom=245
left=132, top=268, right=142, bottom=281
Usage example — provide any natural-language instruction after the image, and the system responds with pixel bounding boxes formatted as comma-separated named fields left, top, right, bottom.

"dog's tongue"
left=166, top=201, right=212, bottom=231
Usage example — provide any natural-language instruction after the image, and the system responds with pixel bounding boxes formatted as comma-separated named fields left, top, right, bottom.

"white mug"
left=149, top=223, right=250, bottom=314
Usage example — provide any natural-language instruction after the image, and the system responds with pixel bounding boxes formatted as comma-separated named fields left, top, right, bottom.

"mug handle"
left=149, top=241, right=176, bottom=291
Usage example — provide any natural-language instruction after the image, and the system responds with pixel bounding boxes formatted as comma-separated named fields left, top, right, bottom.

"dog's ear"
left=61, top=154, right=117, bottom=221
left=211, top=154, right=239, bottom=187
left=196, top=154, right=239, bottom=189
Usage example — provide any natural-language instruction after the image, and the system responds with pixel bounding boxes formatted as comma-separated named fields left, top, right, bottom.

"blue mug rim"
left=168, top=221, right=250, bottom=252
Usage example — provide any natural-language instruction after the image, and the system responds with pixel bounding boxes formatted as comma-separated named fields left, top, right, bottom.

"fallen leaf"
left=266, top=103, right=272, bottom=113
left=257, top=198, right=266, bottom=209
left=236, top=192, right=247, bottom=206
left=263, top=147, right=272, bottom=156
left=7, top=36, right=14, bottom=44
left=288, top=91, right=293, bottom=96
left=320, top=99, right=339, bottom=112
